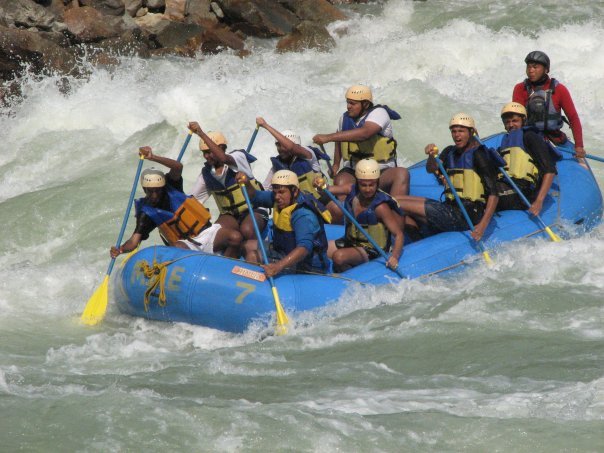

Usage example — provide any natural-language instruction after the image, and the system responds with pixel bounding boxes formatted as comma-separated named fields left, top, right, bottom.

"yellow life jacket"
left=158, top=197, right=212, bottom=244
left=297, top=170, right=323, bottom=199
left=499, top=128, right=539, bottom=185
left=443, top=146, right=487, bottom=203
left=212, top=179, right=263, bottom=216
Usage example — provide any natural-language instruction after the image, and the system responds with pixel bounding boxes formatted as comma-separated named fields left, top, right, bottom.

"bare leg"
left=380, top=167, right=410, bottom=199
left=332, top=246, right=369, bottom=272
left=213, top=227, right=243, bottom=258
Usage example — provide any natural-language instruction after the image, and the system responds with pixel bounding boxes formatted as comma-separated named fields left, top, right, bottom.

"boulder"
left=124, top=0, right=143, bottom=17
left=63, top=6, right=128, bottom=42
left=186, top=0, right=217, bottom=25
left=278, top=0, right=347, bottom=25
left=0, top=25, right=80, bottom=81
left=0, top=0, right=60, bottom=31
left=164, top=0, right=186, bottom=21
left=196, top=20, right=245, bottom=53
left=217, top=0, right=299, bottom=37
left=79, top=0, right=126, bottom=16
left=146, top=0, right=166, bottom=11
left=276, top=20, right=335, bottom=53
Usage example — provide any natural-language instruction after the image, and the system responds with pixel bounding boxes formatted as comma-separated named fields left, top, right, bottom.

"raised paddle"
left=239, top=182, right=289, bottom=335
left=176, top=129, right=193, bottom=162
left=498, top=166, right=562, bottom=242
left=245, top=125, right=260, bottom=154
left=81, top=155, right=145, bottom=326
left=434, top=155, right=494, bottom=265
left=319, top=185, right=406, bottom=278
left=557, top=147, right=604, bottom=163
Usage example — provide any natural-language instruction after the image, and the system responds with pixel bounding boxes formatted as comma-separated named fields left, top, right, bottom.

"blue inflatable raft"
left=114, top=133, right=603, bottom=332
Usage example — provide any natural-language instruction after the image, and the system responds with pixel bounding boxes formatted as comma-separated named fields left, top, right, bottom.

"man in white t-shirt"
left=188, top=121, right=267, bottom=262
left=312, top=85, right=410, bottom=223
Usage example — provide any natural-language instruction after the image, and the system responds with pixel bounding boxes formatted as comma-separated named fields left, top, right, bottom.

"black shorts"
left=334, top=237, right=381, bottom=260
left=424, top=199, right=482, bottom=233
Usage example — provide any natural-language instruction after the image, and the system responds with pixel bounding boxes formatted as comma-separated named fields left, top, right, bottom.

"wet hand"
left=139, top=146, right=153, bottom=159
left=256, top=117, right=267, bottom=128
left=235, top=172, right=248, bottom=185
left=313, top=134, right=328, bottom=146
left=386, top=256, right=399, bottom=270
left=528, top=199, right=543, bottom=217
left=313, top=175, right=326, bottom=189
left=574, top=146, right=586, bottom=158
left=262, top=262, right=282, bottom=278
left=110, top=246, right=121, bottom=259
left=188, top=121, right=202, bottom=135
left=424, top=144, right=438, bottom=156
left=471, top=224, right=485, bottom=241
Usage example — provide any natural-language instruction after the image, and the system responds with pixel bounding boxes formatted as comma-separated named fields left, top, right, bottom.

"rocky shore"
left=0, top=0, right=373, bottom=100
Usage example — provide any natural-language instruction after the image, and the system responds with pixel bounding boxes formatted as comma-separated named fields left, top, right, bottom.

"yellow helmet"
left=281, top=129, right=301, bottom=146
left=272, top=169, right=299, bottom=188
left=449, top=113, right=475, bottom=130
left=140, top=168, right=166, bottom=188
left=355, top=158, right=380, bottom=180
left=199, top=131, right=228, bottom=151
left=500, top=102, right=527, bottom=118
left=345, top=85, right=373, bottom=103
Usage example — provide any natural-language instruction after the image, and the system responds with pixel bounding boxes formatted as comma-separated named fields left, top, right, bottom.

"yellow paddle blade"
left=482, top=251, right=493, bottom=266
left=271, top=286, right=289, bottom=335
left=81, top=275, right=109, bottom=326
left=545, top=227, right=562, bottom=242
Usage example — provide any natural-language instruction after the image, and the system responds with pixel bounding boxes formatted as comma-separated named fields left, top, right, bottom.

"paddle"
left=81, top=155, right=145, bottom=326
left=245, top=125, right=260, bottom=154
left=319, top=185, right=405, bottom=278
left=557, top=148, right=604, bottom=163
left=239, top=182, right=289, bottom=335
left=497, top=167, right=562, bottom=242
left=176, top=129, right=194, bottom=162
left=434, top=155, right=494, bottom=265
left=318, top=144, right=335, bottom=181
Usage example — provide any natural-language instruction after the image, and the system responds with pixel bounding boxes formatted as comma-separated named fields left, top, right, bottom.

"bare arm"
left=376, top=204, right=404, bottom=268
left=313, top=121, right=382, bottom=145
left=262, top=247, right=309, bottom=278
left=257, top=117, right=312, bottom=160
left=138, top=146, right=183, bottom=181
left=188, top=121, right=236, bottom=167
left=471, top=195, right=498, bottom=241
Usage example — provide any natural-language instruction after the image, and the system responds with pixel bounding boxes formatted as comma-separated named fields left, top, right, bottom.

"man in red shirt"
left=512, top=51, right=586, bottom=158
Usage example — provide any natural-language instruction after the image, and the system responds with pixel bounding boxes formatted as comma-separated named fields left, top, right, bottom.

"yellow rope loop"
left=140, top=259, right=170, bottom=311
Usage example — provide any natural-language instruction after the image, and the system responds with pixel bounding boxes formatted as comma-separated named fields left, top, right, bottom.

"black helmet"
left=524, top=51, right=550, bottom=70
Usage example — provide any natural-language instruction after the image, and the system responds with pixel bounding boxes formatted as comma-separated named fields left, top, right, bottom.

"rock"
left=164, top=0, right=186, bottom=21
left=196, top=20, right=245, bottom=53
left=0, top=25, right=80, bottom=81
left=186, top=0, right=217, bottom=24
left=0, top=0, right=59, bottom=31
left=217, top=0, right=299, bottom=37
left=64, top=6, right=128, bottom=42
left=276, top=20, right=335, bottom=53
left=124, top=0, right=143, bottom=17
left=146, top=0, right=166, bottom=11
left=278, top=0, right=347, bottom=25
left=79, top=0, right=126, bottom=16
left=210, top=1, right=224, bottom=19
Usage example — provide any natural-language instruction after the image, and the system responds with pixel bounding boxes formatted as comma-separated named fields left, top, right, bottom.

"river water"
left=1, top=1, right=603, bottom=451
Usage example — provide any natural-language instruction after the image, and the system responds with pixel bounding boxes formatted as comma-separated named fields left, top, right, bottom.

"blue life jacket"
left=135, top=186, right=187, bottom=225
left=272, top=192, right=331, bottom=272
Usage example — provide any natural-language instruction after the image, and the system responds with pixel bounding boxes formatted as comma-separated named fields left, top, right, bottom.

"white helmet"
left=346, top=85, right=373, bottom=103
left=355, top=158, right=380, bottom=180
left=199, top=131, right=228, bottom=151
left=449, top=112, right=476, bottom=130
left=271, top=169, right=299, bottom=188
left=141, top=168, right=166, bottom=188
left=281, top=129, right=301, bottom=146
left=500, top=102, right=527, bottom=118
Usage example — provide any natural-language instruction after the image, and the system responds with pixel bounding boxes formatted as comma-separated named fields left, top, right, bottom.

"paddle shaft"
left=318, top=144, right=335, bottom=178
left=239, top=183, right=289, bottom=331
left=245, top=126, right=260, bottom=154
left=558, top=147, right=604, bottom=163
left=176, top=130, right=193, bottom=162
left=434, top=157, right=492, bottom=258
left=107, top=156, right=145, bottom=276
left=322, top=188, right=405, bottom=278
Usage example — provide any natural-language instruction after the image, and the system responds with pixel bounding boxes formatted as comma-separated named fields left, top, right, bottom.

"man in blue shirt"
left=236, top=170, right=331, bottom=277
